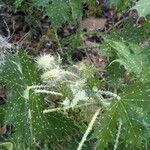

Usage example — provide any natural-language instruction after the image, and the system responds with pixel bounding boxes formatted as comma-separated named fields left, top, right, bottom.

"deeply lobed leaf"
left=94, top=69, right=150, bottom=149
left=0, top=50, right=78, bottom=148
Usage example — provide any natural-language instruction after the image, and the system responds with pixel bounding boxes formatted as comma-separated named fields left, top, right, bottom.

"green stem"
left=113, top=120, right=122, bottom=150
left=43, top=102, right=94, bottom=113
left=98, top=90, right=121, bottom=100
left=35, top=89, right=63, bottom=96
left=77, top=108, right=101, bottom=150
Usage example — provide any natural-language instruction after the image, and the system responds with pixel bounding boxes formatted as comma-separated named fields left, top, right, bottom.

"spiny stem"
left=35, top=89, right=63, bottom=96
left=27, top=85, right=58, bottom=90
left=24, top=86, right=63, bottom=99
left=43, top=102, right=94, bottom=113
left=113, top=120, right=122, bottom=150
left=98, top=90, right=121, bottom=100
left=77, top=108, right=101, bottom=150
left=27, top=85, right=48, bottom=90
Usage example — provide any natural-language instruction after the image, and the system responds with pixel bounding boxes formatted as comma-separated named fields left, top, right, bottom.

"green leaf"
left=111, top=42, right=145, bottom=74
left=0, top=106, right=5, bottom=124
left=0, top=50, right=78, bottom=147
left=32, top=0, right=50, bottom=7
left=47, top=0, right=85, bottom=29
left=132, top=0, right=150, bottom=17
left=101, top=22, right=150, bottom=75
left=104, top=39, right=146, bottom=75
left=47, top=0, right=71, bottom=29
left=68, top=0, right=83, bottom=22
left=0, top=142, right=13, bottom=150
left=94, top=102, right=120, bottom=149
left=105, top=63, right=125, bottom=89
left=109, top=0, right=130, bottom=11
left=140, top=67, right=150, bottom=83
left=118, top=22, right=149, bottom=44
left=61, top=31, right=82, bottom=53
left=94, top=77, right=150, bottom=149
left=101, top=22, right=149, bottom=54
left=15, top=0, right=23, bottom=8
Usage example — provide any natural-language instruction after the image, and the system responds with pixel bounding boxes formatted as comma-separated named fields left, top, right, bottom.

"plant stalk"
left=77, top=108, right=101, bottom=150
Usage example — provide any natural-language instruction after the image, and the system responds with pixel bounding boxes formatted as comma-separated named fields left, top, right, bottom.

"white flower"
left=36, top=54, right=54, bottom=70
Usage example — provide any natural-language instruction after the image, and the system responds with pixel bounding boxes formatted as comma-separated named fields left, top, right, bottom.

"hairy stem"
left=113, top=120, right=122, bottom=150
left=43, top=102, right=94, bottom=113
left=35, top=89, right=63, bottom=96
left=98, top=90, right=121, bottom=100
left=77, top=108, right=101, bottom=150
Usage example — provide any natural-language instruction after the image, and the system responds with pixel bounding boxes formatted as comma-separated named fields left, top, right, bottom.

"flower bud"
left=41, top=69, right=60, bottom=80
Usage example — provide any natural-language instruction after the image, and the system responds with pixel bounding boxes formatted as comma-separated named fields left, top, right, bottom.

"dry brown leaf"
left=81, top=17, right=106, bottom=32
left=0, top=125, right=7, bottom=135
